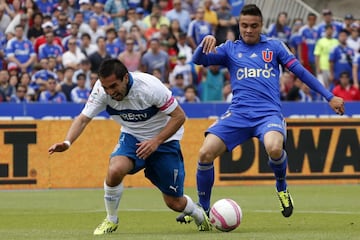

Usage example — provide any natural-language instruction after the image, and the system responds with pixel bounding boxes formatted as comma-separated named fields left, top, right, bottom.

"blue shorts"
left=207, top=111, right=286, bottom=151
left=110, top=132, right=185, bottom=197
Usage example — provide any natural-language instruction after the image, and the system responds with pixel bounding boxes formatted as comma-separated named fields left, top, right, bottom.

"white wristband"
left=63, top=140, right=71, bottom=147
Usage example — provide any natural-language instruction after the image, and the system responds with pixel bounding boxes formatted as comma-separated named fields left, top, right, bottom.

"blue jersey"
left=354, top=55, right=360, bottom=85
left=193, top=35, right=296, bottom=117
left=267, top=23, right=291, bottom=44
left=39, top=91, right=67, bottom=103
left=187, top=20, right=212, bottom=45
left=316, top=21, right=343, bottom=39
left=71, top=87, right=90, bottom=103
left=90, top=13, right=113, bottom=28
left=289, top=32, right=302, bottom=59
left=329, top=45, right=354, bottom=81
left=298, top=25, right=318, bottom=63
left=0, top=31, right=6, bottom=70
left=106, top=41, right=121, bottom=58
left=38, top=43, right=63, bottom=60
left=6, top=38, right=36, bottom=72
left=36, top=0, right=54, bottom=14
left=31, top=70, right=58, bottom=90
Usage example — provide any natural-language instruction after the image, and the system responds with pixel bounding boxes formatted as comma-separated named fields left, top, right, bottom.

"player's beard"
left=111, top=92, right=124, bottom=101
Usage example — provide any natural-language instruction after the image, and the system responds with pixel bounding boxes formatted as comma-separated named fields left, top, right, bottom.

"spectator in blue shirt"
left=329, top=30, right=355, bottom=86
left=6, top=24, right=37, bottom=73
left=39, top=76, right=67, bottom=103
left=38, top=31, right=63, bottom=65
left=71, top=73, right=90, bottom=103
left=166, top=0, right=191, bottom=33
left=267, top=11, right=291, bottom=44
left=316, top=9, right=343, bottom=39
left=187, top=7, right=212, bottom=50
left=10, top=84, right=28, bottom=103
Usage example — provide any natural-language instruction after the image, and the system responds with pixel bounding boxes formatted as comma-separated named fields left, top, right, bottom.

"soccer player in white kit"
left=48, top=59, right=212, bottom=234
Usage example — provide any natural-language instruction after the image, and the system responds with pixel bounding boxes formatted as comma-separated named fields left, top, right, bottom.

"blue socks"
left=196, top=162, right=214, bottom=212
left=268, top=150, right=288, bottom=192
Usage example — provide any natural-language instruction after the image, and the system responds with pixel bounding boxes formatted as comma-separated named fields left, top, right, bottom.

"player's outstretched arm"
left=288, top=61, right=345, bottom=115
left=48, top=113, right=92, bottom=154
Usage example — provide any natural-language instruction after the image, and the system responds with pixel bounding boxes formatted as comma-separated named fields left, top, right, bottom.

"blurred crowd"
left=0, top=0, right=359, bottom=104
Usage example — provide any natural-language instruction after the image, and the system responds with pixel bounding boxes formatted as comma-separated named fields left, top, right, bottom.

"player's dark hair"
left=98, top=59, right=129, bottom=82
left=240, top=4, right=263, bottom=22
left=307, top=13, right=317, bottom=18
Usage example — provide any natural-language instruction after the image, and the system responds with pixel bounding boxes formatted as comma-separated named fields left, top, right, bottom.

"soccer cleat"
left=176, top=213, right=194, bottom=224
left=196, top=205, right=212, bottom=231
left=277, top=189, right=294, bottom=218
left=93, top=218, right=118, bottom=235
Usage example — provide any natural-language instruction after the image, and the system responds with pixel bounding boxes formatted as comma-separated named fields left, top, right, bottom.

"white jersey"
left=82, top=72, right=184, bottom=142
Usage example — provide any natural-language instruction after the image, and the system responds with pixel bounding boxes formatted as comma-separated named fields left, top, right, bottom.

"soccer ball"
left=209, top=198, right=242, bottom=232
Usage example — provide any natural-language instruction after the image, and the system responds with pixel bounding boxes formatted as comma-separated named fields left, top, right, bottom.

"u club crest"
left=262, top=49, right=273, bottom=62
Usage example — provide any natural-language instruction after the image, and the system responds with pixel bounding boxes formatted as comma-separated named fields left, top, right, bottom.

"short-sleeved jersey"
left=6, top=38, right=36, bottom=64
left=82, top=72, right=183, bottom=142
left=187, top=20, right=212, bottom=45
left=329, top=45, right=354, bottom=81
left=298, top=25, right=318, bottom=63
left=267, top=23, right=291, bottom=44
left=316, top=21, right=343, bottom=39
left=38, top=43, right=63, bottom=60
left=194, top=35, right=296, bottom=117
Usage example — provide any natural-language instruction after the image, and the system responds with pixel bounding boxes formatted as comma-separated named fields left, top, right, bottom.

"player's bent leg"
left=94, top=156, right=134, bottom=235
left=264, top=131, right=294, bottom=217
left=166, top=194, right=211, bottom=231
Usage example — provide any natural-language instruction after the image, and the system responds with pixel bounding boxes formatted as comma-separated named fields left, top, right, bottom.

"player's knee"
left=199, top=148, right=215, bottom=164
left=106, top=164, right=125, bottom=187
left=266, top=145, right=283, bottom=159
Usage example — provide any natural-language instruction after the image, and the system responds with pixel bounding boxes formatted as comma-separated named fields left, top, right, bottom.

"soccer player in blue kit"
left=177, top=4, right=345, bottom=226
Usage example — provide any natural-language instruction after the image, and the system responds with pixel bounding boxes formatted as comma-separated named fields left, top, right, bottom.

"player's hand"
left=329, top=96, right=345, bottom=115
left=48, top=142, right=70, bottom=155
left=201, top=35, right=217, bottom=54
left=136, top=139, right=160, bottom=160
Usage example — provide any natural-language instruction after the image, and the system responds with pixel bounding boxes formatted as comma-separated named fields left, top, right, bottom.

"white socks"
left=183, top=195, right=204, bottom=224
left=104, top=182, right=124, bottom=223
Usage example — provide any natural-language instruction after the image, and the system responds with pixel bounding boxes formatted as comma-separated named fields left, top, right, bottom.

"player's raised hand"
left=329, top=96, right=345, bottom=115
left=201, top=35, right=217, bottom=54
left=48, top=142, right=70, bottom=155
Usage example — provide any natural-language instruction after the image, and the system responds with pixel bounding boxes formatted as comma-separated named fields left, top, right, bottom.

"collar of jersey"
left=126, top=73, right=134, bottom=96
left=239, top=34, right=268, bottom=43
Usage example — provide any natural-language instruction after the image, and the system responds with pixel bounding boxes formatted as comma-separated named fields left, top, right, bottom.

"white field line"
left=10, top=208, right=359, bottom=215
left=72, top=208, right=360, bottom=215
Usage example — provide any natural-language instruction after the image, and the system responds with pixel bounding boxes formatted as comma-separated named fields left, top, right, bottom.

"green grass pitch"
left=0, top=185, right=359, bottom=240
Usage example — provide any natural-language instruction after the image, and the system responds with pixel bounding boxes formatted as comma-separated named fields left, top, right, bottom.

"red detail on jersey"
left=160, top=96, right=175, bottom=111
left=285, top=58, right=297, bottom=68
left=262, top=50, right=273, bottom=62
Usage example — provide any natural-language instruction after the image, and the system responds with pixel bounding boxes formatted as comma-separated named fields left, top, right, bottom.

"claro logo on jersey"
left=0, top=124, right=37, bottom=185
left=236, top=64, right=276, bottom=80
